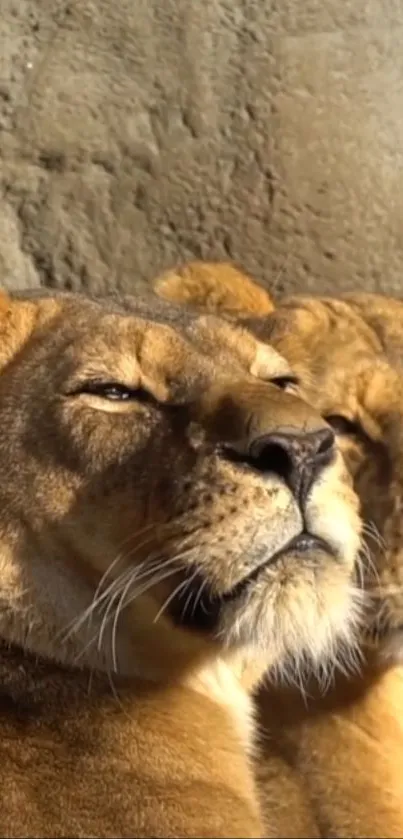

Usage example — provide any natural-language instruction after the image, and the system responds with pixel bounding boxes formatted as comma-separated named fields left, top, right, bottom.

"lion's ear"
left=154, top=261, right=274, bottom=318
left=0, top=291, right=12, bottom=318
left=0, top=291, right=36, bottom=367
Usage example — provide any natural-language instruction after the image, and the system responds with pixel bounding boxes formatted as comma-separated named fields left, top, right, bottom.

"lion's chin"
left=168, top=540, right=365, bottom=685
left=168, top=534, right=329, bottom=634
left=230, top=567, right=363, bottom=682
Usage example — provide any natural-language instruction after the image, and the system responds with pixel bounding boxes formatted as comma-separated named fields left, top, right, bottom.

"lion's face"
left=0, top=290, right=361, bottom=681
left=244, top=293, right=403, bottom=662
left=154, top=263, right=403, bottom=665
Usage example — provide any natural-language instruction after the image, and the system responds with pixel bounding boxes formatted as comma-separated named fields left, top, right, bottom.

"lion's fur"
left=0, top=287, right=362, bottom=837
left=154, top=262, right=403, bottom=837
left=155, top=261, right=274, bottom=318
left=257, top=662, right=403, bottom=838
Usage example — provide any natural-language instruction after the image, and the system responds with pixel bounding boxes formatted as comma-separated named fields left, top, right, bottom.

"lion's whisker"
left=369, top=583, right=403, bottom=594
left=152, top=576, right=193, bottom=626
left=97, top=557, right=175, bottom=652
left=72, top=560, right=180, bottom=668
left=357, top=532, right=380, bottom=587
left=179, top=569, right=202, bottom=622
left=97, top=555, right=179, bottom=660
left=110, top=563, right=183, bottom=672
left=61, top=523, right=199, bottom=646
left=361, top=520, right=385, bottom=554
left=107, top=547, right=199, bottom=672
left=191, top=576, right=209, bottom=618
left=62, top=551, right=179, bottom=645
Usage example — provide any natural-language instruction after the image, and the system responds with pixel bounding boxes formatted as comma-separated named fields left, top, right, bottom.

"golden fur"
left=155, top=261, right=274, bottom=317
left=252, top=292, right=403, bottom=837
left=154, top=262, right=403, bottom=837
left=0, top=287, right=362, bottom=837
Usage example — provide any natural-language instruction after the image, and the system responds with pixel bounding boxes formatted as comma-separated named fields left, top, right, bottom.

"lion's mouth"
left=169, top=533, right=333, bottom=634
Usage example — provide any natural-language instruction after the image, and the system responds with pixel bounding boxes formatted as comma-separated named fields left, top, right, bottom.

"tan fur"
left=254, top=293, right=403, bottom=836
left=154, top=264, right=403, bottom=837
left=155, top=261, right=274, bottom=317
left=0, top=288, right=361, bottom=837
left=258, top=663, right=403, bottom=838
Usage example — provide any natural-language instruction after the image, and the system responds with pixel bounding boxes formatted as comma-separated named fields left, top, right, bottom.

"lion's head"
left=254, top=293, right=403, bottom=666
left=0, top=288, right=361, bottom=689
left=155, top=263, right=403, bottom=665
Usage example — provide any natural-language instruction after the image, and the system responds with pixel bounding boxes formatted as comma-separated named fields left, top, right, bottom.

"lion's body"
left=258, top=664, right=403, bottom=838
left=0, top=287, right=361, bottom=837
left=154, top=263, right=403, bottom=837
left=255, top=291, right=403, bottom=838
left=0, top=644, right=263, bottom=838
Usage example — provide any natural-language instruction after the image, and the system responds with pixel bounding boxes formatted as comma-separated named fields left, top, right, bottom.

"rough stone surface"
left=1, top=0, right=403, bottom=297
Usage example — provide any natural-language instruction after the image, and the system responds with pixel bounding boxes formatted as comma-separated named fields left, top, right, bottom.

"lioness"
left=0, top=288, right=362, bottom=838
left=251, top=291, right=403, bottom=838
left=155, top=263, right=403, bottom=837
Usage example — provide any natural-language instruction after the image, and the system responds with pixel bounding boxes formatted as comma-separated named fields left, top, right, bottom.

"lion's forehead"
left=20, top=294, right=257, bottom=397
left=262, top=300, right=383, bottom=385
left=9, top=291, right=299, bottom=412
left=11, top=290, right=292, bottom=392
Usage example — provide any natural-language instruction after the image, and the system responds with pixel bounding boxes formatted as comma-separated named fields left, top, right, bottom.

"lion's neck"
left=183, top=654, right=263, bottom=755
left=0, top=539, right=262, bottom=753
left=0, top=541, right=137, bottom=675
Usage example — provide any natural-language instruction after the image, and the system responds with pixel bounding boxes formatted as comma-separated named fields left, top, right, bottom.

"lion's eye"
left=270, top=375, right=300, bottom=391
left=74, top=382, right=150, bottom=402
left=92, top=384, right=134, bottom=401
left=325, top=414, right=361, bottom=436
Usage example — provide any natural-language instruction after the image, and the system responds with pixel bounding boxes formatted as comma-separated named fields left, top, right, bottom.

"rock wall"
left=2, top=0, right=403, bottom=297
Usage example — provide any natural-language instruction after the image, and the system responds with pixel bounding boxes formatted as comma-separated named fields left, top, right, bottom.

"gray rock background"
left=2, top=0, right=403, bottom=297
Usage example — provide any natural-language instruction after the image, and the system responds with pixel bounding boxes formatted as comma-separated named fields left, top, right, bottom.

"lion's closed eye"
left=325, top=414, right=363, bottom=438
left=69, top=380, right=153, bottom=403
left=269, top=374, right=300, bottom=393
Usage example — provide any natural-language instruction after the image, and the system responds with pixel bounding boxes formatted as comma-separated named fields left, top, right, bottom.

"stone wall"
left=2, top=0, right=403, bottom=297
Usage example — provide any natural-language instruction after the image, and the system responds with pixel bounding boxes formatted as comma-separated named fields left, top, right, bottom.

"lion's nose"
left=248, top=427, right=335, bottom=502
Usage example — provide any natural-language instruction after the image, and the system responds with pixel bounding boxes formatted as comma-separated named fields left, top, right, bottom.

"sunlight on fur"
left=0, top=289, right=362, bottom=689
left=0, top=286, right=365, bottom=837
left=154, top=261, right=403, bottom=838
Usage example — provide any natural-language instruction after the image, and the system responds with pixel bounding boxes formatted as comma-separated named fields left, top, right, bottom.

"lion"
left=0, top=287, right=362, bottom=838
left=154, top=263, right=403, bottom=837
left=155, top=261, right=274, bottom=318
